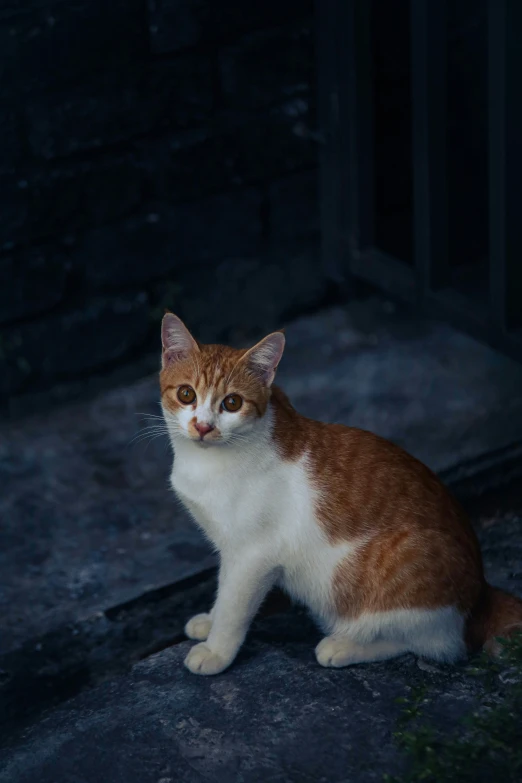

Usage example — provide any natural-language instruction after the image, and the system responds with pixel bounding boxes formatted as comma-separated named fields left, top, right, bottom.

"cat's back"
left=271, top=388, right=478, bottom=546
left=271, top=393, right=484, bottom=611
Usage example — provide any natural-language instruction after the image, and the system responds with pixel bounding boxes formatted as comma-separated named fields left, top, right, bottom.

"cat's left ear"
left=242, top=331, right=285, bottom=387
left=161, top=312, right=199, bottom=368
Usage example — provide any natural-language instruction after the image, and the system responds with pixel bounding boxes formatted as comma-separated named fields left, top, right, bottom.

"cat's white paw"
left=185, top=613, right=212, bottom=641
left=315, top=637, right=359, bottom=668
left=184, top=643, right=230, bottom=676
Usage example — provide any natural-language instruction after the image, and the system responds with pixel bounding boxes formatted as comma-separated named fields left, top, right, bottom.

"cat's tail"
left=467, top=584, right=522, bottom=657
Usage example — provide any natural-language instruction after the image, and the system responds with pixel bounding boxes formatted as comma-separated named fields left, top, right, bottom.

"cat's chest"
left=172, top=462, right=241, bottom=517
left=170, top=445, right=280, bottom=540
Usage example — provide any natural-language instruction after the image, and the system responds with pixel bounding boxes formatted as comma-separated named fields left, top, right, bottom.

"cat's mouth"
left=189, top=429, right=222, bottom=445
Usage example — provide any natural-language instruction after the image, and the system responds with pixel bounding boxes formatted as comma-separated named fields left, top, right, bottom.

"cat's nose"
left=195, top=422, right=214, bottom=437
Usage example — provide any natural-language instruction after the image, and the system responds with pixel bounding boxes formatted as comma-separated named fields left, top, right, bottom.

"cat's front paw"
left=315, top=636, right=359, bottom=668
left=184, top=643, right=230, bottom=676
left=185, top=613, right=212, bottom=641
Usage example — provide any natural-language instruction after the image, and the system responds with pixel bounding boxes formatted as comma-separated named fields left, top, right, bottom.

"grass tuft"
left=386, top=632, right=522, bottom=783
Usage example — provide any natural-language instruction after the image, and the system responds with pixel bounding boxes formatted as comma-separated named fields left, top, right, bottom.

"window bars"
left=320, top=0, right=522, bottom=361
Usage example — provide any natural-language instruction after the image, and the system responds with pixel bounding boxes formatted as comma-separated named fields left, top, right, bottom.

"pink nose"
left=195, top=422, right=214, bottom=437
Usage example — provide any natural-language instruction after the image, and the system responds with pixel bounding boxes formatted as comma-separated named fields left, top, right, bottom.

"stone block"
left=0, top=110, right=22, bottom=174
left=147, top=0, right=200, bottom=53
left=0, top=1, right=65, bottom=18
left=1, top=293, right=151, bottom=392
left=81, top=189, right=263, bottom=290
left=269, top=169, right=319, bottom=240
left=168, top=237, right=327, bottom=344
left=0, top=0, right=146, bottom=98
left=26, top=157, right=144, bottom=241
left=0, top=175, right=28, bottom=248
left=220, top=24, right=313, bottom=110
left=0, top=248, right=67, bottom=326
left=0, top=609, right=469, bottom=783
left=140, top=106, right=317, bottom=203
left=148, top=0, right=313, bottom=54
left=26, top=58, right=213, bottom=160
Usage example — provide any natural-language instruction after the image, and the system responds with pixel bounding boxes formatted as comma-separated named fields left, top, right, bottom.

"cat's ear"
left=161, top=312, right=199, bottom=368
left=242, top=331, right=285, bottom=387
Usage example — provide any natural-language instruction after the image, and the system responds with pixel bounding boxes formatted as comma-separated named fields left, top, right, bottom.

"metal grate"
left=319, top=0, right=522, bottom=361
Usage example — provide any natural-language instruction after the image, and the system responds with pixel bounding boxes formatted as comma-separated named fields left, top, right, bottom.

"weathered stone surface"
left=0, top=175, right=28, bottom=247
left=81, top=190, right=263, bottom=290
left=0, top=110, right=21, bottom=174
left=26, top=59, right=214, bottom=160
left=269, top=169, right=319, bottom=240
left=1, top=293, right=151, bottom=393
left=27, top=157, right=144, bottom=240
left=140, top=109, right=317, bottom=204
left=148, top=0, right=313, bottom=55
left=0, top=248, right=67, bottom=325
left=173, top=239, right=327, bottom=344
left=219, top=24, right=313, bottom=110
left=1, top=468, right=521, bottom=780
left=147, top=0, right=200, bottom=53
left=0, top=608, right=492, bottom=783
left=0, top=1, right=59, bottom=17
left=278, top=301, right=522, bottom=473
left=0, top=0, right=321, bottom=404
left=0, top=0, right=146, bottom=98
left=0, top=368, right=215, bottom=653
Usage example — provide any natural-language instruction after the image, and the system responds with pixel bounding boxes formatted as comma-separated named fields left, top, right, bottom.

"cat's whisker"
left=129, top=434, right=167, bottom=448
left=129, top=431, right=170, bottom=454
left=132, top=427, right=167, bottom=438
left=129, top=426, right=170, bottom=446
left=133, top=420, right=169, bottom=431
left=145, top=432, right=172, bottom=455
left=132, top=432, right=171, bottom=455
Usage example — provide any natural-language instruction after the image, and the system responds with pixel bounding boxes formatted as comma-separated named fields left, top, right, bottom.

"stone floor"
left=0, top=622, right=477, bottom=783
left=0, top=483, right=521, bottom=783
left=2, top=296, right=522, bottom=653
left=1, top=295, right=522, bottom=781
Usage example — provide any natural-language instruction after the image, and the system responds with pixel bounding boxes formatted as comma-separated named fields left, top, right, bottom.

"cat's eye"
left=177, top=385, right=196, bottom=405
left=222, top=394, right=243, bottom=412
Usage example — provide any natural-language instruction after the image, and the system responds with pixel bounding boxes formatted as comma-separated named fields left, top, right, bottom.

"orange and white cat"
left=160, top=312, right=522, bottom=676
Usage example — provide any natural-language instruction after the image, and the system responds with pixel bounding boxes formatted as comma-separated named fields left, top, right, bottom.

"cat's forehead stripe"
left=161, top=340, right=272, bottom=419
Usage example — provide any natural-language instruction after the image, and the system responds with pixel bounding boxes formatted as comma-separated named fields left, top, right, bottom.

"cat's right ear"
left=241, top=331, right=285, bottom=387
left=161, top=313, right=199, bottom=368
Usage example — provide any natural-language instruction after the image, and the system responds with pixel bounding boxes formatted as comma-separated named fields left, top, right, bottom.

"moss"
left=386, top=633, right=522, bottom=783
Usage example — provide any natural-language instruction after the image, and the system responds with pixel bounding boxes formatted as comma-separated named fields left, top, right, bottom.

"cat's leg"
left=184, top=553, right=276, bottom=676
left=180, top=497, right=217, bottom=641
left=316, top=606, right=467, bottom=667
left=185, top=609, right=214, bottom=641
left=315, top=636, right=409, bottom=667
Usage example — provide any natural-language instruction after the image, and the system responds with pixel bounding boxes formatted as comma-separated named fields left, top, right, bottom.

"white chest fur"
left=170, top=437, right=280, bottom=548
left=170, top=437, right=356, bottom=626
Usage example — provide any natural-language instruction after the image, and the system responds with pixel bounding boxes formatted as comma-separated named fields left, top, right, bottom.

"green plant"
left=386, top=633, right=522, bottom=783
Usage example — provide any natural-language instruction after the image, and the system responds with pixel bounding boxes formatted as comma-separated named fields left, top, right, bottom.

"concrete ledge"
left=0, top=607, right=483, bottom=783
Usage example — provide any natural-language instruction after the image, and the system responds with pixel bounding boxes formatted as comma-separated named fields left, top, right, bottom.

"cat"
left=160, top=312, right=522, bottom=676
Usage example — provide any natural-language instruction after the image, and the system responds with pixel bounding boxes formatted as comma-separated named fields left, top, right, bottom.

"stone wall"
left=0, top=0, right=321, bottom=413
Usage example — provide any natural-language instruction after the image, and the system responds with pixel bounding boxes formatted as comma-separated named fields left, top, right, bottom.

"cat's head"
left=160, top=313, right=285, bottom=446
